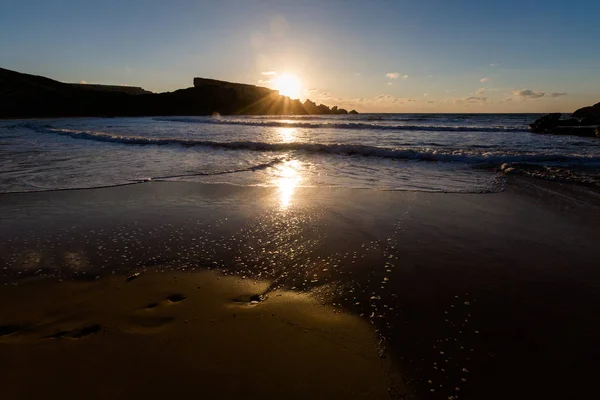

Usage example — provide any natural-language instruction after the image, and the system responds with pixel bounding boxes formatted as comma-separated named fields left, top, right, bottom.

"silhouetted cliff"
left=69, top=83, right=152, bottom=95
left=0, top=68, right=357, bottom=118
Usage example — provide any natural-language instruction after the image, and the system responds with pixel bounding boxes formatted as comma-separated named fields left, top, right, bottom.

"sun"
left=273, top=73, right=301, bottom=99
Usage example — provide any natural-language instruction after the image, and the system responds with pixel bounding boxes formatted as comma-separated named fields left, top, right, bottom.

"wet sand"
left=1, top=177, right=599, bottom=399
left=0, top=271, right=402, bottom=399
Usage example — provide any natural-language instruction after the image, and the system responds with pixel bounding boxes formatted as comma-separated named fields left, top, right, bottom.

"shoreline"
left=1, top=177, right=599, bottom=399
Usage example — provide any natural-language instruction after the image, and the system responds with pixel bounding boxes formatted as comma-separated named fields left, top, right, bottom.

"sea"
left=2, top=113, right=600, bottom=194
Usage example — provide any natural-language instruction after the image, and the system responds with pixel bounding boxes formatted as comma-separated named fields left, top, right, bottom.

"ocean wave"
left=151, top=158, right=284, bottom=180
left=501, top=163, right=600, bottom=187
left=153, top=117, right=527, bottom=133
left=30, top=125, right=600, bottom=167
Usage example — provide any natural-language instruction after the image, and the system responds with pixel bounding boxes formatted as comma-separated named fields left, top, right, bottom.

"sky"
left=1, top=0, right=599, bottom=113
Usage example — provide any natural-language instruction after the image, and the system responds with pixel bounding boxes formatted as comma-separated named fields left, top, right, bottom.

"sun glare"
left=273, top=73, right=301, bottom=99
left=273, top=159, right=302, bottom=209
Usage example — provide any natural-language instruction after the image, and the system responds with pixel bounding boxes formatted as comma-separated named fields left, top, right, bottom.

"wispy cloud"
left=463, top=96, right=487, bottom=104
left=373, top=94, right=416, bottom=104
left=513, top=89, right=544, bottom=98
left=79, top=80, right=88, bottom=84
left=305, top=88, right=318, bottom=92
left=512, top=89, right=567, bottom=99
left=387, top=82, right=393, bottom=85
left=402, top=74, right=409, bottom=79
left=475, top=88, right=486, bottom=95
left=261, top=71, right=277, bottom=76
left=444, top=95, right=488, bottom=104
left=257, top=79, right=271, bottom=84
left=480, top=77, right=490, bottom=83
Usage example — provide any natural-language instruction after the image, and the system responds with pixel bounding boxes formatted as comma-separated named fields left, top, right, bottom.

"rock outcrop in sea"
left=529, top=102, right=600, bottom=138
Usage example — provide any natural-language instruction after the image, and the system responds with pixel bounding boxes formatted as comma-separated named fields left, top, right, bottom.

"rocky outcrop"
left=0, top=67, right=357, bottom=118
left=69, top=83, right=152, bottom=95
left=572, top=102, right=600, bottom=124
left=301, top=99, right=353, bottom=115
left=529, top=104, right=600, bottom=138
left=528, top=113, right=562, bottom=133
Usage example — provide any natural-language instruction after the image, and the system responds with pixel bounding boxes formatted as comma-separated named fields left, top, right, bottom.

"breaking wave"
left=30, top=125, right=600, bottom=166
left=153, top=117, right=527, bottom=133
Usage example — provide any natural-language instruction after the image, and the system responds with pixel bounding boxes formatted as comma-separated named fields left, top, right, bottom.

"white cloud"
left=257, top=79, right=271, bottom=84
left=480, top=77, right=490, bottom=83
left=386, top=72, right=400, bottom=79
left=387, top=82, right=393, bottom=85
left=373, top=94, right=413, bottom=104
left=475, top=88, right=486, bottom=95
left=512, top=89, right=568, bottom=99
left=489, top=63, right=497, bottom=67
left=354, top=72, right=361, bottom=76
left=79, top=80, right=88, bottom=84
left=424, top=93, right=428, bottom=97
left=261, top=71, right=277, bottom=76
left=444, top=95, right=488, bottom=104
left=402, top=74, right=409, bottom=79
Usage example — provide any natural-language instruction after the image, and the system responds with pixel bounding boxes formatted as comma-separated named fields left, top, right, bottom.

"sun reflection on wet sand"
left=273, top=159, right=302, bottom=209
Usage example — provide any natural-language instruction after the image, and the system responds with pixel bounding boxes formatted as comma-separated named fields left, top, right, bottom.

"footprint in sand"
left=166, top=293, right=187, bottom=303
left=44, top=324, right=102, bottom=339
left=233, top=293, right=267, bottom=305
left=0, top=324, right=23, bottom=337
left=125, top=294, right=186, bottom=333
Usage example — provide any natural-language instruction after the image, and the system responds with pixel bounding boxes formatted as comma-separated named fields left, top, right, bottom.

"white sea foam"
left=153, top=116, right=528, bottom=133
left=1, top=115, right=599, bottom=194
left=33, top=126, right=600, bottom=166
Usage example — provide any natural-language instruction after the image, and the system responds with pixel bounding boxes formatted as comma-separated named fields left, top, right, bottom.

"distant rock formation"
left=529, top=103, right=600, bottom=138
left=69, top=83, right=152, bottom=95
left=0, top=67, right=358, bottom=118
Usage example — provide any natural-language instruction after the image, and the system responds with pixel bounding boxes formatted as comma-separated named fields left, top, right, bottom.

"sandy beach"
left=1, top=177, right=599, bottom=399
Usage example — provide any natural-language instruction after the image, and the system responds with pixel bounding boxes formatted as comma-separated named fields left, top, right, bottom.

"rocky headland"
left=529, top=102, right=600, bottom=138
left=0, top=67, right=358, bottom=119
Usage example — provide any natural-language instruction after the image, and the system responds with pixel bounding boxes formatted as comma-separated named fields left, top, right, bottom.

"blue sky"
left=1, top=0, right=599, bottom=112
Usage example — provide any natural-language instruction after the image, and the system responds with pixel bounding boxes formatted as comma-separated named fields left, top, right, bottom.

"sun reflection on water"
left=278, top=127, right=298, bottom=143
left=273, top=159, right=302, bottom=209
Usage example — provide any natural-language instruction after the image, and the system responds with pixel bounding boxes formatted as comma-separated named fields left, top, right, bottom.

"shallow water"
left=2, top=114, right=600, bottom=194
